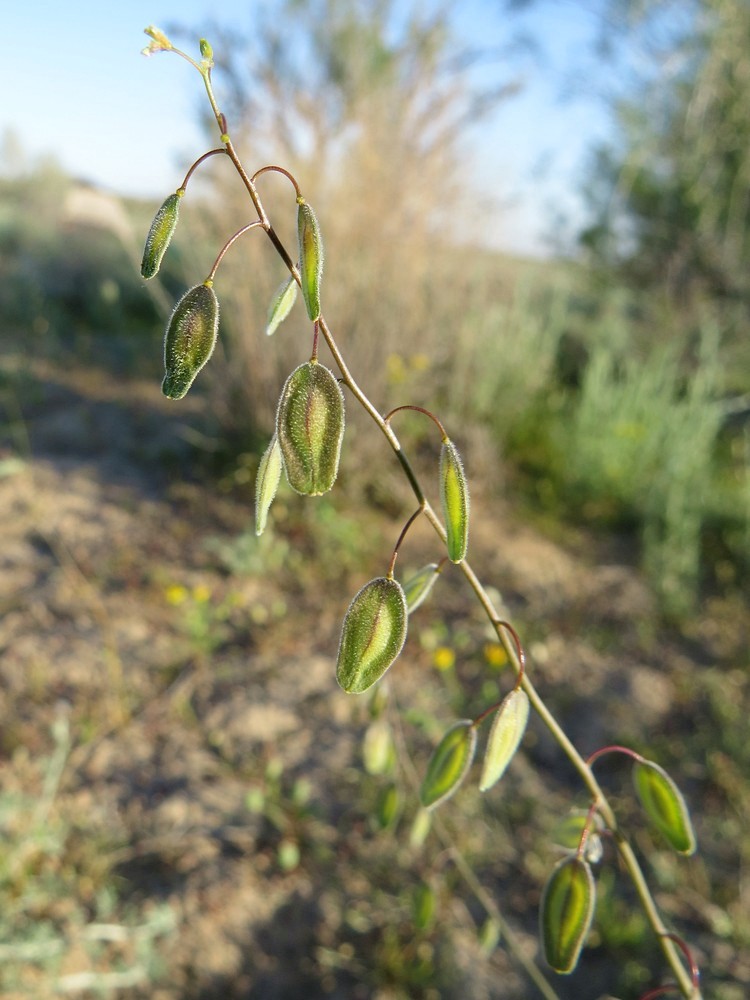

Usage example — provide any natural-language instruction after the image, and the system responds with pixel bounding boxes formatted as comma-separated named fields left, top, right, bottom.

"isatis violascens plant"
left=140, top=28, right=704, bottom=1000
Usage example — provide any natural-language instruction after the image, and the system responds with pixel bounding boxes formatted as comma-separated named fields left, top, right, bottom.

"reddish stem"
left=251, top=164, right=302, bottom=199
left=206, top=220, right=264, bottom=282
left=586, top=744, right=646, bottom=768
left=384, top=404, right=449, bottom=442
left=576, top=798, right=602, bottom=860
left=387, top=506, right=425, bottom=579
left=472, top=621, right=528, bottom=728
left=179, top=147, right=228, bottom=191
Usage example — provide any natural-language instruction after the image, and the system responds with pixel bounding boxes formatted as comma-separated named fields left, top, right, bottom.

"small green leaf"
left=255, top=434, right=283, bottom=536
left=266, top=272, right=298, bottom=336
left=420, top=720, right=477, bottom=809
left=141, top=191, right=182, bottom=279
left=439, top=439, right=469, bottom=562
left=478, top=688, right=529, bottom=792
left=336, top=577, right=408, bottom=694
left=633, top=759, right=697, bottom=855
left=403, top=563, right=440, bottom=614
left=276, top=361, right=345, bottom=496
left=297, top=198, right=323, bottom=321
left=540, top=857, right=596, bottom=974
left=162, top=281, right=219, bottom=399
left=552, top=811, right=605, bottom=865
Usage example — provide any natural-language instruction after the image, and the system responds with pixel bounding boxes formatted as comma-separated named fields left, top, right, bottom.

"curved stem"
left=179, top=147, right=228, bottom=191
left=206, top=220, right=264, bottom=282
left=384, top=404, right=449, bottom=441
left=387, top=506, right=425, bottom=578
left=251, top=164, right=302, bottom=199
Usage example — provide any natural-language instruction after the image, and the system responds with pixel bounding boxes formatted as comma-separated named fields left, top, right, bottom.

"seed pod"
left=375, top=783, right=400, bottom=830
left=478, top=688, right=529, bottom=793
left=540, top=857, right=596, bottom=974
left=403, top=563, right=441, bottom=614
left=420, top=720, right=477, bottom=809
left=141, top=191, right=182, bottom=279
left=336, top=577, right=408, bottom=694
left=266, top=272, right=298, bottom=336
left=297, top=198, right=323, bottom=321
left=633, top=759, right=697, bottom=855
left=362, top=719, right=395, bottom=776
left=412, top=883, right=436, bottom=931
left=162, top=281, right=219, bottom=399
left=439, top=438, right=469, bottom=563
left=276, top=361, right=345, bottom=495
left=255, top=434, right=283, bottom=536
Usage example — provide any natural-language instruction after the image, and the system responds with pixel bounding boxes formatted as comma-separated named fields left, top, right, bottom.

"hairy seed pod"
left=141, top=191, right=182, bottom=279
left=420, top=720, right=477, bottom=809
left=162, top=281, right=219, bottom=399
left=255, top=434, right=283, bottom=536
left=297, top=198, right=323, bottom=321
left=540, top=856, right=596, bottom=974
left=266, top=273, right=298, bottom=336
left=336, top=577, right=408, bottom=694
left=439, top=438, right=469, bottom=562
left=633, top=759, right=697, bottom=855
left=479, top=688, right=529, bottom=792
left=403, top=563, right=441, bottom=614
left=276, top=361, right=345, bottom=495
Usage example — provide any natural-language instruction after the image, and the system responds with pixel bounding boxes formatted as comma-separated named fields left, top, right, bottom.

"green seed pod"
left=478, top=688, right=529, bottom=793
left=162, top=281, right=219, bottom=399
left=297, top=198, right=323, bottom=321
left=141, top=191, right=182, bottom=279
left=362, top=719, right=395, bottom=776
left=403, top=563, right=441, bottom=614
left=336, top=577, right=408, bottom=694
left=439, top=438, right=469, bottom=563
left=375, top=783, right=400, bottom=830
left=540, top=857, right=596, bottom=974
left=633, top=759, right=697, bottom=855
left=420, top=720, right=477, bottom=810
left=255, top=434, right=283, bottom=536
left=266, top=272, right=298, bottom=336
left=412, top=883, right=436, bottom=931
left=276, top=361, right=345, bottom=496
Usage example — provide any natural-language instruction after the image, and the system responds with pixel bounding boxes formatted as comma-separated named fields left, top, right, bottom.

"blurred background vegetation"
left=0, top=0, right=748, bottom=997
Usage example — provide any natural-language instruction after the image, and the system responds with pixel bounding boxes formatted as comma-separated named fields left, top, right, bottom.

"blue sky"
left=5, top=0, right=616, bottom=255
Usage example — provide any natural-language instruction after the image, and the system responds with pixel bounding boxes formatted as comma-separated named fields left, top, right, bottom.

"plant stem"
left=192, top=61, right=700, bottom=1000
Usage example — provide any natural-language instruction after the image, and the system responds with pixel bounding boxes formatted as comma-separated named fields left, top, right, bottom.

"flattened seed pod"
left=478, top=688, right=530, bottom=793
left=403, top=563, right=441, bottom=614
left=162, top=281, right=219, bottom=399
left=297, top=198, right=323, bottom=321
left=141, top=191, right=182, bottom=279
left=255, top=434, right=283, bottom=536
left=420, top=720, right=477, bottom=809
left=439, top=438, right=469, bottom=563
left=633, top=759, right=697, bottom=855
left=276, top=361, right=345, bottom=496
left=540, top=856, right=596, bottom=974
left=266, top=272, right=298, bottom=336
left=336, top=577, right=408, bottom=694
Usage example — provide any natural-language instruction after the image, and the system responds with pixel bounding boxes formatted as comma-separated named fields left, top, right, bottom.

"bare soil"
left=0, top=352, right=747, bottom=999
